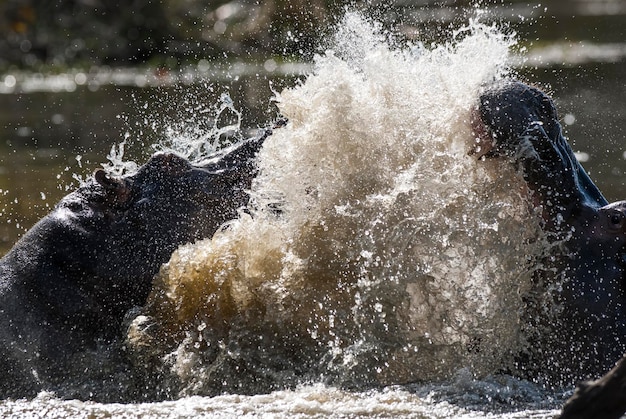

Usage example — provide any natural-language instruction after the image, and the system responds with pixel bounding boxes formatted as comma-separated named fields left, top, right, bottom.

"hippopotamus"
left=474, top=81, right=626, bottom=386
left=559, top=354, right=626, bottom=419
left=0, top=129, right=268, bottom=399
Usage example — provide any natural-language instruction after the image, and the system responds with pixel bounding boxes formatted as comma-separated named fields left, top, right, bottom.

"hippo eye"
left=609, top=212, right=625, bottom=230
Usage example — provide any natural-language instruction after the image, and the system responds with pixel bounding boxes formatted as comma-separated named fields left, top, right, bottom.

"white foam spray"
left=127, top=12, right=547, bottom=394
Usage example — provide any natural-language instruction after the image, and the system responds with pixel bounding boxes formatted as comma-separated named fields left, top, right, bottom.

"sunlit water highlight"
left=1, top=12, right=569, bottom=419
left=1, top=382, right=560, bottom=418
left=4, top=41, right=626, bottom=94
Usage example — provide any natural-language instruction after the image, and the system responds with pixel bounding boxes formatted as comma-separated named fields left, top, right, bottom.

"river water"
left=1, top=3, right=626, bottom=419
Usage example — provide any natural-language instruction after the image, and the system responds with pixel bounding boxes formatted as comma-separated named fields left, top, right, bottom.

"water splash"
left=102, top=140, right=139, bottom=177
left=127, top=12, right=547, bottom=396
left=102, top=90, right=245, bottom=178
left=153, top=92, right=244, bottom=162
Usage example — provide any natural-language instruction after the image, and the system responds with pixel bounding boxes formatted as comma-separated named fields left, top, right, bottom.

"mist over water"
left=124, top=12, right=552, bottom=402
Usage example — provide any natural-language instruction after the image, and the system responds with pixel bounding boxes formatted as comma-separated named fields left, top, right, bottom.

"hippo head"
left=475, top=81, right=607, bottom=222
left=475, top=81, right=626, bottom=383
left=570, top=200, right=626, bottom=319
left=4, top=131, right=268, bottom=340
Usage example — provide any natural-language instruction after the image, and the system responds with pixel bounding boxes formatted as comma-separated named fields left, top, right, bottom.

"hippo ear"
left=94, top=169, right=131, bottom=203
left=95, top=169, right=124, bottom=191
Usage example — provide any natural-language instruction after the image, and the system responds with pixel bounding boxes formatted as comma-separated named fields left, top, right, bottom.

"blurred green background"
left=0, top=0, right=342, bottom=70
left=2, top=0, right=624, bottom=70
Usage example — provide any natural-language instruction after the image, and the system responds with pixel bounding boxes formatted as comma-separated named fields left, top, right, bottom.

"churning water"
left=2, top=12, right=568, bottom=419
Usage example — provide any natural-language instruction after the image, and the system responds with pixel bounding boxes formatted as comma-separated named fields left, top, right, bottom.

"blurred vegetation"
left=2, top=0, right=620, bottom=72
left=0, top=0, right=351, bottom=71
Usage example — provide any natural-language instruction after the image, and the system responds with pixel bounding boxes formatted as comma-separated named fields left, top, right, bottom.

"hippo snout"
left=476, top=81, right=562, bottom=156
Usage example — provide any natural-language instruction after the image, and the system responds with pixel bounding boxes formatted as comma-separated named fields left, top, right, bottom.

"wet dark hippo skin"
left=559, top=354, right=626, bottom=419
left=0, top=130, right=268, bottom=399
left=476, top=81, right=626, bottom=386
